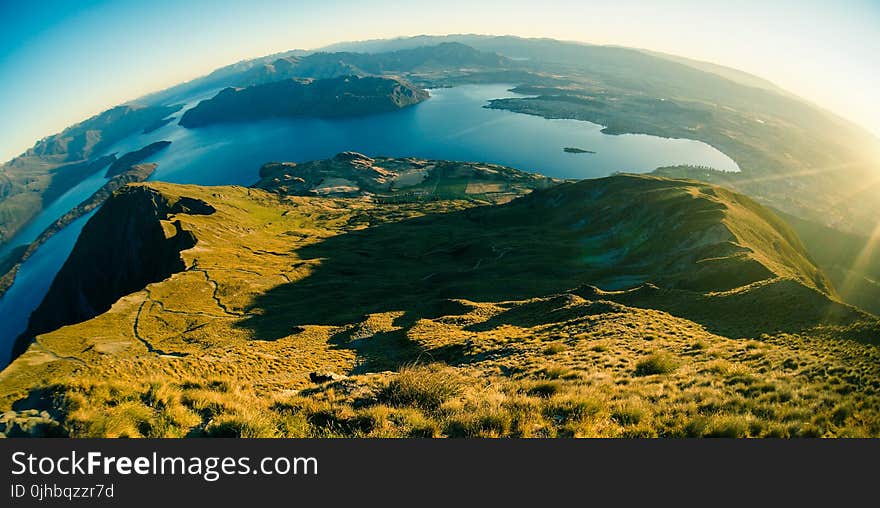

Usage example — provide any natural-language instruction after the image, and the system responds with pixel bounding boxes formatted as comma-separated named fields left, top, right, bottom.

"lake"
left=0, top=83, right=739, bottom=365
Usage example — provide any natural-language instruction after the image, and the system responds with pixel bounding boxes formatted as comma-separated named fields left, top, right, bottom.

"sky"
left=0, top=0, right=878, bottom=161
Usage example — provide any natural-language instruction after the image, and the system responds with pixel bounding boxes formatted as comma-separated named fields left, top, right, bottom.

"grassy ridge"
left=1, top=160, right=876, bottom=437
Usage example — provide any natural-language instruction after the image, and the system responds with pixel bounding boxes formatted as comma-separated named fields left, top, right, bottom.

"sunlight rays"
left=837, top=217, right=880, bottom=307
left=729, top=160, right=862, bottom=188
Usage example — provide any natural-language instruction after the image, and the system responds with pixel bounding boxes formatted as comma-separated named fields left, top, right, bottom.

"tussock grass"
left=379, top=364, right=462, bottom=411
left=543, top=343, right=567, bottom=355
left=611, top=399, right=649, bottom=426
left=527, top=381, right=563, bottom=398
left=3, top=252, right=878, bottom=438
left=634, top=352, right=680, bottom=376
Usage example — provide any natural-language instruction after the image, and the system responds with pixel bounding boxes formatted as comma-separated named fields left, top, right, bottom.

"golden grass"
left=5, top=291, right=877, bottom=437
left=1, top=178, right=878, bottom=438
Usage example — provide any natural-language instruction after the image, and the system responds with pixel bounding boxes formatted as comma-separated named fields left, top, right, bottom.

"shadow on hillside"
left=573, top=282, right=878, bottom=343
left=236, top=205, right=877, bottom=374
left=235, top=204, right=599, bottom=372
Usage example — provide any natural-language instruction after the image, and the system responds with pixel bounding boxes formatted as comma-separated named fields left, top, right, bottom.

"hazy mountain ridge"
left=0, top=105, right=180, bottom=246
left=5, top=36, right=877, bottom=246
left=142, top=42, right=510, bottom=102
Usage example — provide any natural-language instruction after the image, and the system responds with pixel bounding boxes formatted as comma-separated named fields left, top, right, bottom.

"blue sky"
left=1, top=0, right=878, bottom=161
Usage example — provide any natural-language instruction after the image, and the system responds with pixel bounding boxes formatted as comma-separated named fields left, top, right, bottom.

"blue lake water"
left=0, top=212, right=95, bottom=364
left=0, top=165, right=111, bottom=262
left=107, top=83, right=739, bottom=185
left=0, top=83, right=739, bottom=366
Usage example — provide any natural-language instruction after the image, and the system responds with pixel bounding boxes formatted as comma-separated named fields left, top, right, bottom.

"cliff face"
left=0, top=163, right=160, bottom=300
left=13, top=185, right=214, bottom=357
left=179, top=76, right=429, bottom=127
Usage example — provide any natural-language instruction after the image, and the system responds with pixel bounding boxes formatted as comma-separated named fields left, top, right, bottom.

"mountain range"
left=0, top=35, right=878, bottom=438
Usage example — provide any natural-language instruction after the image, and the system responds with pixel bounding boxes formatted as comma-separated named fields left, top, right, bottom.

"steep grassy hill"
left=777, top=210, right=880, bottom=316
left=1, top=157, right=876, bottom=437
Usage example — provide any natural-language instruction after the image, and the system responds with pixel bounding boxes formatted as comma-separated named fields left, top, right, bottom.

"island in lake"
left=564, top=147, right=596, bottom=154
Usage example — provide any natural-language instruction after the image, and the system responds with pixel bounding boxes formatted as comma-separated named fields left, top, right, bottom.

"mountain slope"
left=0, top=162, right=161, bottom=299
left=2, top=160, right=876, bottom=437
left=142, top=42, right=509, bottom=102
left=322, top=35, right=880, bottom=235
left=179, top=76, right=428, bottom=127
left=777, top=210, right=880, bottom=315
left=0, top=104, right=180, bottom=246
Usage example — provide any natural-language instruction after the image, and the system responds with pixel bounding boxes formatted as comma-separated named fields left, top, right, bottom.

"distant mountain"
left=178, top=76, right=429, bottom=127
left=631, top=48, right=788, bottom=95
left=140, top=35, right=880, bottom=236
left=138, top=48, right=311, bottom=105
left=234, top=55, right=302, bottom=85
left=22, top=104, right=179, bottom=162
left=0, top=104, right=180, bottom=246
left=7, top=36, right=878, bottom=245
left=146, top=42, right=509, bottom=101
left=299, top=42, right=508, bottom=75
left=243, top=42, right=509, bottom=84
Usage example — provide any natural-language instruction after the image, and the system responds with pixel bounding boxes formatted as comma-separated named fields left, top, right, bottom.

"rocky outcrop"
left=13, top=185, right=214, bottom=358
left=255, top=152, right=559, bottom=202
left=0, top=163, right=160, bottom=299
